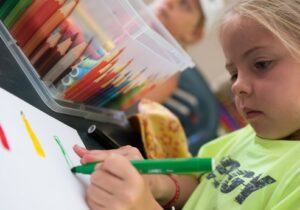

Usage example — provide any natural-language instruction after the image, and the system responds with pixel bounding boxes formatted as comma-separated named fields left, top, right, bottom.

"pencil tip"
left=71, top=167, right=76, bottom=173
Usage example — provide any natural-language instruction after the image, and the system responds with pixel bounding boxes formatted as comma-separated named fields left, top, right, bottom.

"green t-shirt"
left=183, top=125, right=300, bottom=210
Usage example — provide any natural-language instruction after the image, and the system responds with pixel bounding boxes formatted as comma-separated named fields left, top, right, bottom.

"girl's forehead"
left=221, top=15, right=274, bottom=47
left=220, top=15, right=282, bottom=60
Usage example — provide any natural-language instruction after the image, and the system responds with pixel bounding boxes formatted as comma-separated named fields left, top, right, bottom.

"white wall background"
left=186, top=27, right=228, bottom=91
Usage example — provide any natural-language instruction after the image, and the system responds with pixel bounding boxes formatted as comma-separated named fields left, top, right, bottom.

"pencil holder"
left=0, top=0, right=193, bottom=126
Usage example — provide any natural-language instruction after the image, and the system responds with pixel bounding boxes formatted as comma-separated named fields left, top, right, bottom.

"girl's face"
left=220, top=15, right=300, bottom=140
left=151, top=0, right=202, bottom=45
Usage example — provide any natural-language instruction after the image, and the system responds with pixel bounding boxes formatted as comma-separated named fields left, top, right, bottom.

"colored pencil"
left=122, top=85, right=156, bottom=110
left=90, top=71, right=132, bottom=105
left=75, top=69, right=126, bottom=103
left=86, top=72, right=131, bottom=105
left=20, top=111, right=45, bottom=158
left=10, top=0, right=46, bottom=35
left=35, top=34, right=76, bottom=77
left=109, top=84, right=144, bottom=109
left=0, top=123, right=10, bottom=151
left=12, top=0, right=65, bottom=47
left=105, top=68, right=150, bottom=109
left=68, top=60, right=118, bottom=101
left=120, top=77, right=158, bottom=110
left=76, top=72, right=118, bottom=103
left=85, top=59, right=133, bottom=104
left=64, top=48, right=125, bottom=99
left=43, top=40, right=91, bottom=83
left=0, top=0, right=19, bottom=20
left=30, top=29, right=64, bottom=65
left=95, top=81, right=131, bottom=107
left=23, top=0, right=78, bottom=57
left=91, top=70, right=139, bottom=106
left=3, top=0, right=33, bottom=28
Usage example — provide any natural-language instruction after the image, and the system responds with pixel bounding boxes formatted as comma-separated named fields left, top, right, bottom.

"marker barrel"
left=87, top=124, right=121, bottom=149
left=71, top=158, right=213, bottom=174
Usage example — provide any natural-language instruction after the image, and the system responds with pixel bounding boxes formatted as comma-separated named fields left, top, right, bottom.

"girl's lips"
left=242, top=108, right=262, bottom=119
left=245, top=111, right=262, bottom=119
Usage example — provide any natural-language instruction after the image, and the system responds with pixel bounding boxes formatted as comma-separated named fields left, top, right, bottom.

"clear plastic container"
left=0, top=0, right=194, bottom=126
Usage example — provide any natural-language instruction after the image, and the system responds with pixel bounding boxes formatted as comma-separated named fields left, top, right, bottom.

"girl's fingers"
left=73, top=144, right=88, bottom=157
left=74, top=145, right=144, bottom=164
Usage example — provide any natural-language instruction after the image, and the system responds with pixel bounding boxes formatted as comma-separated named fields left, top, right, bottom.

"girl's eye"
left=254, top=60, right=272, bottom=71
left=230, top=73, right=238, bottom=82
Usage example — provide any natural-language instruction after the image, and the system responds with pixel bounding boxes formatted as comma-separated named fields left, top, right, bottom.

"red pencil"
left=66, top=59, right=117, bottom=100
left=64, top=48, right=125, bottom=99
left=73, top=70, right=117, bottom=102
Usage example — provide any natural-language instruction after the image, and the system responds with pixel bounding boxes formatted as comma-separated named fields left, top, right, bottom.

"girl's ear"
left=181, top=27, right=204, bottom=46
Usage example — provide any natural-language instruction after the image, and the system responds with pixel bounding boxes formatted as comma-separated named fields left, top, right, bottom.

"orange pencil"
left=30, top=29, right=64, bottom=65
left=64, top=48, right=125, bottom=99
left=35, top=34, right=75, bottom=77
left=43, top=40, right=90, bottom=83
left=22, top=0, right=78, bottom=57
left=11, top=0, right=66, bottom=47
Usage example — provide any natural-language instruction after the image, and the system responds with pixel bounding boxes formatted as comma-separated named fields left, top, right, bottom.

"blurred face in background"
left=151, top=0, right=204, bottom=46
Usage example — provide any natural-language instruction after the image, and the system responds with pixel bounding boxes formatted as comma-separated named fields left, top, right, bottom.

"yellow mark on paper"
left=21, top=111, right=45, bottom=158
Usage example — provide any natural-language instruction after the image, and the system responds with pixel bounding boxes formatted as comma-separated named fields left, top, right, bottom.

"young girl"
left=74, top=0, right=300, bottom=209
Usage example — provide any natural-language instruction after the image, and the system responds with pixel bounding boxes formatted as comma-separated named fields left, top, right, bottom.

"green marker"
left=71, top=157, right=214, bottom=174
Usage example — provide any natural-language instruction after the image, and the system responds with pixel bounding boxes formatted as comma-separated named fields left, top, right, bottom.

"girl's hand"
left=73, top=144, right=144, bottom=164
left=86, top=154, right=162, bottom=210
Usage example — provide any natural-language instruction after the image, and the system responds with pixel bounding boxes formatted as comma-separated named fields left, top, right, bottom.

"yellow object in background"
left=129, top=99, right=191, bottom=159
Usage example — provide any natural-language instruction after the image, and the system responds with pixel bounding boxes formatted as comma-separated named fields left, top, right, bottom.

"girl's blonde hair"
left=220, top=0, right=300, bottom=59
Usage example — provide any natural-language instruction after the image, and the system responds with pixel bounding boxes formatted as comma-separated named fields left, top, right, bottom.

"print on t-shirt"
left=206, top=156, right=276, bottom=204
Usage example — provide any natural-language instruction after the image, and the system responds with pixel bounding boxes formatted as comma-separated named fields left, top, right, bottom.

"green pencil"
left=4, top=0, right=32, bottom=28
left=0, top=0, right=19, bottom=20
left=71, top=157, right=214, bottom=174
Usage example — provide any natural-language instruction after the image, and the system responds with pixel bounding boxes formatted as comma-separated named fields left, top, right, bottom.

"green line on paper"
left=54, top=136, right=73, bottom=168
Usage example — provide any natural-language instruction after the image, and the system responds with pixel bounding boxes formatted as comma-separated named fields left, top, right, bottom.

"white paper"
left=0, top=88, right=90, bottom=210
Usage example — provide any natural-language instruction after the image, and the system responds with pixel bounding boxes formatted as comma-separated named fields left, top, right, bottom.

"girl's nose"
left=231, top=74, right=252, bottom=97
